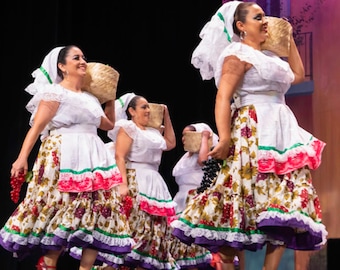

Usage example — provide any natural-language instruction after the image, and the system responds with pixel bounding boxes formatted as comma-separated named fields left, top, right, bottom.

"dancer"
left=170, top=123, right=218, bottom=269
left=0, top=45, right=134, bottom=270
left=171, top=2, right=327, bottom=270
left=103, top=93, right=178, bottom=269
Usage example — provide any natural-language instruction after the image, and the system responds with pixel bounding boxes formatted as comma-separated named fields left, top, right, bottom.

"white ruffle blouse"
left=108, top=119, right=176, bottom=216
left=25, top=84, right=122, bottom=192
left=172, top=152, right=203, bottom=214
left=214, top=42, right=325, bottom=174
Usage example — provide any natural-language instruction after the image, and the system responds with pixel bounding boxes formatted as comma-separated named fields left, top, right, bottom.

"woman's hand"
left=208, top=139, right=230, bottom=160
left=11, top=158, right=28, bottom=178
left=118, top=183, right=129, bottom=197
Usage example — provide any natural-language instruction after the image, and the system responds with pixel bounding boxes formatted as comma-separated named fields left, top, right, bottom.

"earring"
left=240, top=31, right=247, bottom=40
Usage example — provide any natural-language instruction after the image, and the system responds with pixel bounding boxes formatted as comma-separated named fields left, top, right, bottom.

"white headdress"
left=191, top=123, right=219, bottom=147
left=191, top=1, right=242, bottom=82
left=25, top=46, right=65, bottom=95
left=115, top=92, right=136, bottom=121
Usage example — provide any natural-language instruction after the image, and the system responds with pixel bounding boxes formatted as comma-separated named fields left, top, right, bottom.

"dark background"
left=1, top=0, right=222, bottom=269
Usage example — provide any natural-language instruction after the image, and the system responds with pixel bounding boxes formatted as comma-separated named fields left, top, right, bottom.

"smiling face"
left=58, top=46, right=87, bottom=79
left=235, top=3, right=268, bottom=47
left=128, top=97, right=151, bottom=128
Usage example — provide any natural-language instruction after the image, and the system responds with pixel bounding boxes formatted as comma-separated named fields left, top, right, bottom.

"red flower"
left=249, top=108, right=258, bottom=122
left=52, top=151, right=59, bottom=165
left=122, top=195, right=133, bottom=218
left=313, top=197, right=322, bottom=218
left=300, top=189, right=308, bottom=209
left=11, top=225, right=20, bottom=232
left=32, top=205, right=39, bottom=217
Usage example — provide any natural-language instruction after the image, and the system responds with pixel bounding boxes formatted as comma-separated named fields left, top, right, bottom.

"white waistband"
left=233, top=92, right=285, bottom=108
left=126, top=161, right=159, bottom=171
left=50, top=124, right=97, bottom=135
left=178, top=184, right=197, bottom=191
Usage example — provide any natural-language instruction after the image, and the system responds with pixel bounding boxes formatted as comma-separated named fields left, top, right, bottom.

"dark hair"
left=56, top=45, right=79, bottom=79
left=232, top=2, right=254, bottom=37
left=126, top=95, right=144, bottom=120
left=185, top=125, right=196, bottom=132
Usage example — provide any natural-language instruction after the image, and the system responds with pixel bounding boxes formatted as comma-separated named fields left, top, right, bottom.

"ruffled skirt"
left=88, top=167, right=212, bottom=269
left=88, top=168, right=179, bottom=270
left=0, top=133, right=134, bottom=261
left=127, top=162, right=176, bottom=217
left=171, top=105, right=328, bottom=253
left=170, top=185, right=213, bottom=269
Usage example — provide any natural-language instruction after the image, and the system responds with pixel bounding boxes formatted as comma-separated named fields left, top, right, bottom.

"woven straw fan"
left=261, top=16, right=293, bottom=57
left=82, top=62, right=119, bottom=104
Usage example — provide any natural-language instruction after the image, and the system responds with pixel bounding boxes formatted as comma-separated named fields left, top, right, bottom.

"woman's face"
left=181, top=127, right=192, bottom=145
left=240, top=4, right=268, bottom=44
left=59, top=47, right=87, bottom=78
left=130, top=97, right=150, bottom=127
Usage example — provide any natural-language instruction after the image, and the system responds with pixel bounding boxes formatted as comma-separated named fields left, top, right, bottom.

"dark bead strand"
left=196, top=158, right=223, bottom=194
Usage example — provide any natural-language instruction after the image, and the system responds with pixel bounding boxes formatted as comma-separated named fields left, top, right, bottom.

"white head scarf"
left=115, top=92, right=136, bottom=121
left=25, top=46, right=65, bottom=95
left=190, top=122, right=219, bottom=147
left=191, top=1, right=242, bottom=82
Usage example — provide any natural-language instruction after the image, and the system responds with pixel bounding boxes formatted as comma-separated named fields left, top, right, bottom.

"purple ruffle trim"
left=53, top=235, right=132, bottom=254
left=258, top=218, right=323, bottom=250
left=172, top=228, right=264, bottom=253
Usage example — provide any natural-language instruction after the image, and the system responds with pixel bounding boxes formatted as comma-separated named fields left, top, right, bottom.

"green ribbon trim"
left=59, top=164, right=118, bottom=174
left=118, top=97, right=124, bottom=108
left=178, top=217, right=264, bottom=235
left=259, top=136, right=314, bottom=154
left=39, top=66, right=53, bottom=84
left=217, top=12, right=232, bottom=42
left=139, top=192, right=174, bottom=203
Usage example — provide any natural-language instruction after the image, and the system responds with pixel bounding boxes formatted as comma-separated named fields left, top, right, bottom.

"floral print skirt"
left=168, top=231, right=212, bottom=269
left=171, top=105, right=328, bottom=253
left=90, top=168, right=213, bottom=270
left=95, top=168, right=180, bottom=270
left=0, top=134, right=133, bottom=261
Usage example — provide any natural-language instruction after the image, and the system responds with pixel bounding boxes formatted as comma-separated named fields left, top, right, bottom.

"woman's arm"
left=115, top=127, right=133, bottom=197
left=208, top=55, right=245, bottom=160
left=198, top=130, right=211, bottom=166
left=162, top=105, right=176, bottom=151
left=288, top=34, right=305, bottom=84
left=99, top=99, right=115, bottom=131
left=11, top=100, right=59, bottom=177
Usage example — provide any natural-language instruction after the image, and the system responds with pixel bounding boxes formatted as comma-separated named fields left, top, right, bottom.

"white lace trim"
left=257, top=210, right=328, bottom=246
left=214, top=42, right=294, bottom=87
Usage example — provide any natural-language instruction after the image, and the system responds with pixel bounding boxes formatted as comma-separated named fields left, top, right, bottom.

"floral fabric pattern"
left=0, top=134, right=134, bottom=262
left=92, top=169, right=179, bottom=270
left=171, top=105, right=327, bottom=252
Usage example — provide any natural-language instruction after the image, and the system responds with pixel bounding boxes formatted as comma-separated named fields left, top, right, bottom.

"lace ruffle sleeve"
left=214, top=42, right=294, bottom=87
left=25, top=84, right=64, bottom=114
left=107, top=119, right=137, bottom=142
left=26, top=84, right=104, bottom=119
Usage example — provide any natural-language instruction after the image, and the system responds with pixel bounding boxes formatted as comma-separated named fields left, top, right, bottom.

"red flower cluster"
left=10, top=173, right=26, bottom=203
left=122, top=195, right=133, bottom=218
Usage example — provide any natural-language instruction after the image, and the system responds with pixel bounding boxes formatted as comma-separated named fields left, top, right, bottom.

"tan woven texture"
left=261, top=16, right=292, bottom=57
left=147, top=103, right=164, bottom=129
left=82, top=62, right=119, bottom=104
left=183, top=131, right=213, bottom=153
